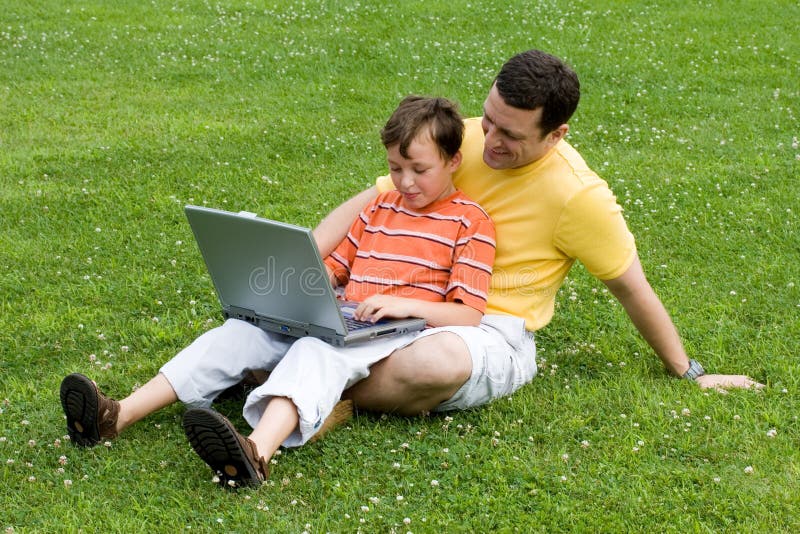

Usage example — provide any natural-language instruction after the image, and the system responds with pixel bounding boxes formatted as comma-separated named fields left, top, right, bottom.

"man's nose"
left=484, top=124, right=500, bottom=146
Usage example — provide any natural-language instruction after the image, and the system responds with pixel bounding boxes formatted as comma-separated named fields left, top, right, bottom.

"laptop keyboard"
left=344, top=316, right=376, bottom=332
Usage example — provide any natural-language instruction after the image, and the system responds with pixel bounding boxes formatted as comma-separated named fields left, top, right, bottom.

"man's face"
left=481, top=84, right=567, bottom=170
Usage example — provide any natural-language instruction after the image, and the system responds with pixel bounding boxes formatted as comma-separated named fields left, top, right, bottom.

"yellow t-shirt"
left=376, top=118, right=636, bottom=330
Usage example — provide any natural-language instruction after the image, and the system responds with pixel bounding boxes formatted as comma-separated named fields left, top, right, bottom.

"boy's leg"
left=60, top=372, right=180, bottom=447
left=182, top=334, right=416, bottom=486
left=61, top=319, right=292, bottom=447
left=182, top=396, right=299, bottom=487
left=116, top=373, right=178, bottom=430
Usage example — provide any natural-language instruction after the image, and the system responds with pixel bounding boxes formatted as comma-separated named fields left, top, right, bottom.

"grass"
left=1, top=0, right=799, bottom=531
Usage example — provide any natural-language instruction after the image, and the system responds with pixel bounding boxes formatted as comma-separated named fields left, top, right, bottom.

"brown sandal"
left=182, top=408, right=270, bottom=488
left=309, top=399, right=353, bottom=443
left=59, top=373, right=121, bottom=447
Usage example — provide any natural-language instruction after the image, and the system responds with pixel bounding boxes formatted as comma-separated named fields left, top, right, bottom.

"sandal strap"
left=95, top=387, right=121, bottom=439
left=239, top=433, right=270, bottom=481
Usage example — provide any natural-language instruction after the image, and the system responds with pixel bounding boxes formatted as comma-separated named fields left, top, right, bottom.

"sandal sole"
left=182, top=408, right=263, bottom=488
left=59, top=373, right=101, bottom=447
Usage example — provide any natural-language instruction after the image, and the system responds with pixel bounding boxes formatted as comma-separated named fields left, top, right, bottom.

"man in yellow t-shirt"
left=316, top=50, right=760, bottom=415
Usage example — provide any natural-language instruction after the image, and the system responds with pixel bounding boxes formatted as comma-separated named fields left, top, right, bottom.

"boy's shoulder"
left=450, top=190, right=492, bottom=222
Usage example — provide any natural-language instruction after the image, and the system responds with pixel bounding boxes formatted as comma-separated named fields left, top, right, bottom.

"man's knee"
left=346, top=332, right=472, bottom=414
left=391, top=333, right=472, bottom=389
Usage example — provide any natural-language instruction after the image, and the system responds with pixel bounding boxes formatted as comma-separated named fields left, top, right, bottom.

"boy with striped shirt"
left=327, top=95, right=496, bottom=328
left=61, top=95, right=495, bottom=488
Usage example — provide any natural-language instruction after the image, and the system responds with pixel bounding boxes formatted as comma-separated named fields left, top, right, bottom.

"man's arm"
left=603, top=254, right=762, bottom=389
left=313, top=186, right=378, bottom=257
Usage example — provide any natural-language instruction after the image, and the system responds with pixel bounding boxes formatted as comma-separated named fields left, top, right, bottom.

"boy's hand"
left=353, top=295, right=419, bottom=323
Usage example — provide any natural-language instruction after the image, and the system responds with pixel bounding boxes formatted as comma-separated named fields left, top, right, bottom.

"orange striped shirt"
left=324, top=190, right=496, bottom=312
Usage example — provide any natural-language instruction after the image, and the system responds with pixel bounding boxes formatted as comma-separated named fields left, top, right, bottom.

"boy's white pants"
left=160, top=315, right=537, bottom=447
left=160, top=318, right=422, bottom=446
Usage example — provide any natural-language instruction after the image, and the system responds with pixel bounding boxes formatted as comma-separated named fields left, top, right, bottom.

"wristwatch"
left=682, top=359, right=706, bottom=380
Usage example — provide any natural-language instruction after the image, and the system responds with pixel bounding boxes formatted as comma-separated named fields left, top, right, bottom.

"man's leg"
left=343, top=332, right=472, bottom=415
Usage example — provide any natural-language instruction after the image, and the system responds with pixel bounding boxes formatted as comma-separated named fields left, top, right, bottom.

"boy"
left=60, top=95, right=496, bottom=487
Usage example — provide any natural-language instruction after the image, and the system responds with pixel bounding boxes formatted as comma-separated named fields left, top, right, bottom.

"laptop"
left=184, top=205, right=427, bottom=347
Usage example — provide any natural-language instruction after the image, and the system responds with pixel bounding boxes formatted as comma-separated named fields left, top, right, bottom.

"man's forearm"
left=603, top=256, right=690, bottom=376
left=313, top=186, right=377, bottom=257
left=619, top=287, right=689, bottom=376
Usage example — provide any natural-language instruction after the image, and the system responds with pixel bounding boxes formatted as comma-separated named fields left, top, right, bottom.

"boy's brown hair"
left=380, top=96, right=464, bottom=161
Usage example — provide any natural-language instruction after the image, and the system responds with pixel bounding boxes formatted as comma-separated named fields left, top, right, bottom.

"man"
left=313, top=49, right=760, bottom=416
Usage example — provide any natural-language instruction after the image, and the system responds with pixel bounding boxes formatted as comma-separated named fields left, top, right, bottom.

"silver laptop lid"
left=184, top=205, right=348, bottom=336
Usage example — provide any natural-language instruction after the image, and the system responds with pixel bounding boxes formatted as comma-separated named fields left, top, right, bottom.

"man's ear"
left=448, top=150, right=463, bottom=171
left=547, top=124, right=569, bottom=146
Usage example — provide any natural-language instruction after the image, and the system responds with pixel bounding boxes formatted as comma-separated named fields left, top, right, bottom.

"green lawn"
left=1, top=0, right=798, bottom=531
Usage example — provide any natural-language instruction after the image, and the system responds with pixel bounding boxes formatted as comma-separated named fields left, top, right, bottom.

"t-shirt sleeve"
left=446, top=213, right=496, bottom=312
left=553, top=181, right=636, bottom=280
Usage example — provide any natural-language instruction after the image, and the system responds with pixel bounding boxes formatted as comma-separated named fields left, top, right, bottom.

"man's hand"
left=695, top=374, right=765, bottom=390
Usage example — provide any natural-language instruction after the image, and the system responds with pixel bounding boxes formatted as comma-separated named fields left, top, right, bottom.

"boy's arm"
left=313, top=186, right=378, bottom=258
left=353, top=295, right=483, bottom=327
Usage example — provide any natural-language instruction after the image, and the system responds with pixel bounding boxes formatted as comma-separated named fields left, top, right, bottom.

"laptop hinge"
left=223, top=305, right=312, bottom=331
left=224, top=306, right=260, bottom=326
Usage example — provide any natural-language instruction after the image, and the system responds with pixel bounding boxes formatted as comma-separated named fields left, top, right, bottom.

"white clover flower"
left=744, top=466, right=754, bottom=474
left=766, top=428, right=777, bottom=438
left=430, top=480, right=439, bottom=487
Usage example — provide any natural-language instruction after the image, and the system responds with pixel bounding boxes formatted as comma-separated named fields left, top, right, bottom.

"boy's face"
left=387, top=133, right=462, bottom=210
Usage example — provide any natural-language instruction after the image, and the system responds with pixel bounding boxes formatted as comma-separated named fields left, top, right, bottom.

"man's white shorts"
left=422, top=314, right=537, bottom=411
